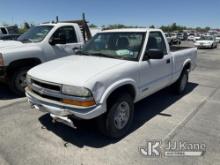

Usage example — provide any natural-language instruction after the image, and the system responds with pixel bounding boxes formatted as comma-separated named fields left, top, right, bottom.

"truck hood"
left=0, top=40, right=23, bottom=49
left=29, top=55, right=127, bottom=86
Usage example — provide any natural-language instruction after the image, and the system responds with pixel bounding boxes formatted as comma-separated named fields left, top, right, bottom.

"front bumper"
left=26, top=88, right=106, bottom=120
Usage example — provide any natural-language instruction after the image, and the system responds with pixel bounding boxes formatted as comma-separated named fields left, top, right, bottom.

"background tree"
left=149, top=25, right=155, bottom=28
left=18, top=22, right=31, bottom=34
left=89, top=24, right=97, bottom=28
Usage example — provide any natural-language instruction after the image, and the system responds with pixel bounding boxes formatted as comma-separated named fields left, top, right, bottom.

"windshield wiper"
left=18, top=39, right=32, bottom=43
left=90, top=52, right=122, bottom=59
left=77, top=51, right=127, bottom=60
left=76, top=50, right=91, bottom=56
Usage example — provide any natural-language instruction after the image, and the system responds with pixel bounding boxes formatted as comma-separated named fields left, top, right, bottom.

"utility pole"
left=56, top=16, right=59, bottom=23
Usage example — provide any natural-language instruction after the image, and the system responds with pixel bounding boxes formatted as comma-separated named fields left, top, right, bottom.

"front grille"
left=32, top=90, right=61, bottom=102
left=32, top=79, right=61, bottom=91
left=30, top=79, right=62, bottom=102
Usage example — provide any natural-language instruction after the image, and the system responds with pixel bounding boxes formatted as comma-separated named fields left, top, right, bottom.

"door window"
left=52, top=26, right=77, bottom=43
left=146, top=32, right=167, bottom=55
left=0, top=28, right=7, bottom=34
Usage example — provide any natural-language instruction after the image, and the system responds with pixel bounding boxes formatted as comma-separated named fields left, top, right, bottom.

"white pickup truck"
left=26, top=28, right=197, bottom=138
left=0, top=21, right=91, bottom=95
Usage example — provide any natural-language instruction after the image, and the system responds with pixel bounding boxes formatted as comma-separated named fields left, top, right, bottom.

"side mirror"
left=144, top=49, right=164, bottom=60
left=49, top=34, right=66, bottom=45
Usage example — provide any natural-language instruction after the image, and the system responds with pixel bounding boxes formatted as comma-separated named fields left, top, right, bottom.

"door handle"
left=166, top=59, right=171, bottom=64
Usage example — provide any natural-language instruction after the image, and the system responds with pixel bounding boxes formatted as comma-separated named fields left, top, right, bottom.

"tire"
left=172, top=69, right=189, bottom=95
left=97, top=93, right=134, bottom=139
left=8, top=67, right=30, bottom=96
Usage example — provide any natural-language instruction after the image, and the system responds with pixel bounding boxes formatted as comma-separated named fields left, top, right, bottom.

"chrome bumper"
left=26, top=88, right=106, bottom=120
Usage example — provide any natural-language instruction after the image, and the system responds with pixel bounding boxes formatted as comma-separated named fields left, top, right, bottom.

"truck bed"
left=170, top=46, right=194, bottom=52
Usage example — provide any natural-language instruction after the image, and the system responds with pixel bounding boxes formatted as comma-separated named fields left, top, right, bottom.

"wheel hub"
left=114, top=101, right=130, bottom=130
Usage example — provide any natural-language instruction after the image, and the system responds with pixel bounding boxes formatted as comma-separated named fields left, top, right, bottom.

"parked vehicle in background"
left=165, top=33, right=172, bottom=45
left=0, top=27, right=9, bottom=35
left=183, top=32, right=188, bottom=40
left=187, top=35, right=195, bottom=41
left=194, top=36, right=218, bottom=49
left=0, top=34, right=20, bottom=41
left=26, top=28, right=197, bottom=138
left=194, top=34, right=201, bottom=42
left=0, top=25, right=18, bottom=36
left=170, top=33, right=181, bottom=45
left=177, top=33, right=184, bottom=40
left=215, top=35, right=220, bottom=43
left=0, top=19, right=91, bottom=95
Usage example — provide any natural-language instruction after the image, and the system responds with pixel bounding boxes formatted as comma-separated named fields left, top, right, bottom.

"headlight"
left=0, top=53, right=4, bottom=66
left=62, top=85, right=92, bottom=97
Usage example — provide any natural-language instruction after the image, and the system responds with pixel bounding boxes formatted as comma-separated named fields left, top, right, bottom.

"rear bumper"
left=25, top=88, right=106, bottom=120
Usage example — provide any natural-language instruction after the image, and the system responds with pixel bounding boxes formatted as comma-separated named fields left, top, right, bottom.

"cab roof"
left=101, top=28, right=162, bottom=33
left=40, top=22, right=78, bottom=26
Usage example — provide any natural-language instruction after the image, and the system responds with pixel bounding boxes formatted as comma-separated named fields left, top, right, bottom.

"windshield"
left=80, top=32, right=145, bottom=61
left=199, top=36, right=214, bottom=41
left=18, top=25, right=53, bottom=43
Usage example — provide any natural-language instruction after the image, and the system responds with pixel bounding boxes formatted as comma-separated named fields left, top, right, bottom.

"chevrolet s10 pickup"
left=26, top=28, right=197, bottom=138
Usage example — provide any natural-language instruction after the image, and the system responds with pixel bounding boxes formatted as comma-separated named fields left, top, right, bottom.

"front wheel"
left=97, top=93, right=134, bottom=139
left=172, top=69, right=189, bottom=95
left=8, top=67, right=30, bottom=96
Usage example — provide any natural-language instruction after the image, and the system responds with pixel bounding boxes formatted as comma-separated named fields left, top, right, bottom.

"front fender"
left=98, top=79, right=139, bottom=104
left=2, top=46, right=44, bottom=66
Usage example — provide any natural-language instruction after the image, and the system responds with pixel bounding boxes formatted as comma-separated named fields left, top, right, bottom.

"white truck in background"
left=0, top=26, right=20, bottom=41
left=0, top=19, right=92, bottom=95
left=0, top=26, right=14, bottom=35
left=26, top=28, right=197, bottom=138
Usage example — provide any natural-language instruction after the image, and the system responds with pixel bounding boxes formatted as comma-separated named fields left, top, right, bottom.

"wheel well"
left=183, top=62, right=191, bottom=71
left=7, top=58, right=41, bottom=76
left=107, top=84, right=136, bottom=108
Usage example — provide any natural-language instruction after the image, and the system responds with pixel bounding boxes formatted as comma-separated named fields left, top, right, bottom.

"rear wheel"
left=8, top=67, right=30, bottom=96
left=97, top=93, right=134, bottom=139
left=172, top=69, right=189, bottom=95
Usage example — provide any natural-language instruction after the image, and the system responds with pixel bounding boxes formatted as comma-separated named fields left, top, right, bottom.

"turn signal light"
left=62, top=99, right=96, bottom=107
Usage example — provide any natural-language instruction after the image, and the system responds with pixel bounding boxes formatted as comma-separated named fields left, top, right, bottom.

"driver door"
left=45, top=26, right=82, bottom=61
left=139, top=31, right=173, bottom=98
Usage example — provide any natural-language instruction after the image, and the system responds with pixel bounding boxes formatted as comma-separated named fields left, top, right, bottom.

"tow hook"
left=50, top=114, right=77, bottom=129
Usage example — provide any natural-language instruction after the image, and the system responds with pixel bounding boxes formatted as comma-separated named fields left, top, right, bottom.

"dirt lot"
left=0, top=41, right=220, bottom=165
